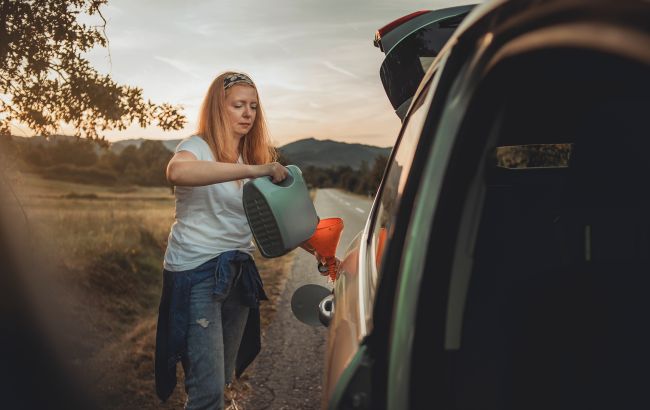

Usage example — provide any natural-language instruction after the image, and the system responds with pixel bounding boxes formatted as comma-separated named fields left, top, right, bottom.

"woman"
left=155, top=71, right=288, bottom=409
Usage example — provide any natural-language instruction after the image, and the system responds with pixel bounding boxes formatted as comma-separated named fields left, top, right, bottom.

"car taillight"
left=374, top=10, right=430, bottom=50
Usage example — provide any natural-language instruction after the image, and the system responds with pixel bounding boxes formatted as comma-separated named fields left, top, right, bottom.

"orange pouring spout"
left=299, top=217, right=344, bottom=281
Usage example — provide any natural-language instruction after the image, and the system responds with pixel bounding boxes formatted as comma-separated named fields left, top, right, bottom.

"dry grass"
left=8, top=171, right=293, bottom=410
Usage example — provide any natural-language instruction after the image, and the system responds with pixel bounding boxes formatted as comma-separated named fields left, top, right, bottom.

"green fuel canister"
left=243, top=165, right=319, bottom=258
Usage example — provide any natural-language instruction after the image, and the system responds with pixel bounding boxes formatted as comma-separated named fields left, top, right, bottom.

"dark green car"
left=299, top=0, right=650, bottom=408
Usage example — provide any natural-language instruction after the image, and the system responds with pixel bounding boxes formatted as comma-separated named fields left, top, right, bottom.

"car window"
left=367, top=80, right=434, bottom=304
left=380, top=12, right=469, bottom=111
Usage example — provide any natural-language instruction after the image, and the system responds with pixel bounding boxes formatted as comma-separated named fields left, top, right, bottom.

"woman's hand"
left=262, top=162, right=289, bottom=183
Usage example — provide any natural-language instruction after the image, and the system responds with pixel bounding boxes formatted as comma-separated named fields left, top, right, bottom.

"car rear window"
left=380, top=18, right=465, bottom=110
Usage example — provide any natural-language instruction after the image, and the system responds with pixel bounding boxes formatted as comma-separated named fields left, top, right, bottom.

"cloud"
left=153, top=56, right=202, bottom=79
left=91, top=0, right=466, bottom=146
left=174, top=20, right=218, bottom=38
left=322, top=61, right=360, bottom=80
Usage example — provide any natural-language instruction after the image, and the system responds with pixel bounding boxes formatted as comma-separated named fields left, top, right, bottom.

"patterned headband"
left=223, top=73, right=255, bottom=90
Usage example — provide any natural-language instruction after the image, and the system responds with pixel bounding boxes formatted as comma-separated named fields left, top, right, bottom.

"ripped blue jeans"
left=182, top=264, right=249, bottom=410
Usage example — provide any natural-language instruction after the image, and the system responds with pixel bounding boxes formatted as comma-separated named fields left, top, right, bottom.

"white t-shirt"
left=163, top=135, right=255, bottom=272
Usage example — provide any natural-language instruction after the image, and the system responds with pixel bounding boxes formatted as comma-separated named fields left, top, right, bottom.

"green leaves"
left=0, top=0, right=186, bottom=141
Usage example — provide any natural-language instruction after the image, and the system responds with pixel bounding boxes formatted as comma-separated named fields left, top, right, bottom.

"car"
left=292, top=0, right=650, bottom=409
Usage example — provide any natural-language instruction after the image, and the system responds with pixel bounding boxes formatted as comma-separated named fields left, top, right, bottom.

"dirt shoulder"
left=241, top=249, right=328, bottom=410
left=85, top=251, right=295, bottom=410
left=10, top=172, right=296, bottom=410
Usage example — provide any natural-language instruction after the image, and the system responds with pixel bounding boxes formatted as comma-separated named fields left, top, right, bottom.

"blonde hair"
left=197, top=71, right=277, bottom=165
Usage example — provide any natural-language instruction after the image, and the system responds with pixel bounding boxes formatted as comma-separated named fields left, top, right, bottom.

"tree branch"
left=94, top=5, right=112, bottom=70
left=47, top=63, right=69, bottom=82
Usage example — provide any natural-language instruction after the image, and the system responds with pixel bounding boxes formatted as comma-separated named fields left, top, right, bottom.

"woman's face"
left=224, top=84, right=258, bottom=140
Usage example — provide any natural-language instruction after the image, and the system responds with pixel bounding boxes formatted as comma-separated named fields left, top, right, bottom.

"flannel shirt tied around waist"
left=154, top=250, right=268, bottom=402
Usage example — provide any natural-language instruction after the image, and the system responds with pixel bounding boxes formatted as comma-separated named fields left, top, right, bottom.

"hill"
left=10, top=134, right=106, bottom=155
left=278, top=138, right=390, bottom=170
left=110, top=138, right=181, bottom=154
left=111, top=137, right=391, bottom=170
left=8, top=134, right=180, bottom=155
left=10, top=135, right=391, bottom=171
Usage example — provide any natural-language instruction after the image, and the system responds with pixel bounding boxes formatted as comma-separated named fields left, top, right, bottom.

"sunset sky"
left=42, top=0, right=472, bottom=148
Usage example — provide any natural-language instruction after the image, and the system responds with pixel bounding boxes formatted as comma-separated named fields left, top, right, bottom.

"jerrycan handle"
left=270, top=165, right=298, bottom=187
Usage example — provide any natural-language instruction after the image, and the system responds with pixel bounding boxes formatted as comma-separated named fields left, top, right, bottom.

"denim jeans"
left=182, top=263, right=250, bottom=410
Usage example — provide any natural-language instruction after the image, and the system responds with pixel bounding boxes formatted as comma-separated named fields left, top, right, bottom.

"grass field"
left=8, top=171, right=293, bottom=409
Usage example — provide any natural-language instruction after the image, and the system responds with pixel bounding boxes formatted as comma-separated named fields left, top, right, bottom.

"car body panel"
left=323, top=228, right=366, bottom=401
left=388, top=29, right=490, bottom=409
left=323, top=76, right=438, bottom=405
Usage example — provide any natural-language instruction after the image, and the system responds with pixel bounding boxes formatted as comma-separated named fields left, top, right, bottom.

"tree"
left=368, top=155, right=388, bottom=195
left=0, top=133, right=18, bottom=168
left=113, top=144, right=137, bottom=173
left=47, top=139, right=99, bottom=166
left=137, top=140, right=173, bottom=186
left=0, top=0, right=186, bottom=141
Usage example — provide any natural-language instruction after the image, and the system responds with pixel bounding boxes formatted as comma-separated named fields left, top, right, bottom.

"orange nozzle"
left=300, top=217, right=343, bottom=281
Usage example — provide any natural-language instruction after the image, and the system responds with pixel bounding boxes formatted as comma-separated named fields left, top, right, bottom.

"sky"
left=66, top=0, right=469, bottom=147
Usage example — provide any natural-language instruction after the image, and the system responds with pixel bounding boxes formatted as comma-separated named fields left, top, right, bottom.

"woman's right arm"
left=166, top=151, right=288, bottom=186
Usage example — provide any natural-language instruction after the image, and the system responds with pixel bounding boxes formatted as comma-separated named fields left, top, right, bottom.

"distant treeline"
left=1, top=135, right=389, bottom=195
left=1, top=135, right=172, bottom=187
left=296, top=155, right=388, bottom=197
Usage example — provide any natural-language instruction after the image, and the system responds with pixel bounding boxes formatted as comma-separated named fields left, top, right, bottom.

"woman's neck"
left=235, top=138, right=244, bottom=157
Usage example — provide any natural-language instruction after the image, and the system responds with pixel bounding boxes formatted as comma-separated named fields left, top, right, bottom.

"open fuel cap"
left=291, top=284, right=332, bottom=327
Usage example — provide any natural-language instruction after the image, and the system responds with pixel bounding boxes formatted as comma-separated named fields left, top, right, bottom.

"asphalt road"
left=243, top=188, right=371, bottom=410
